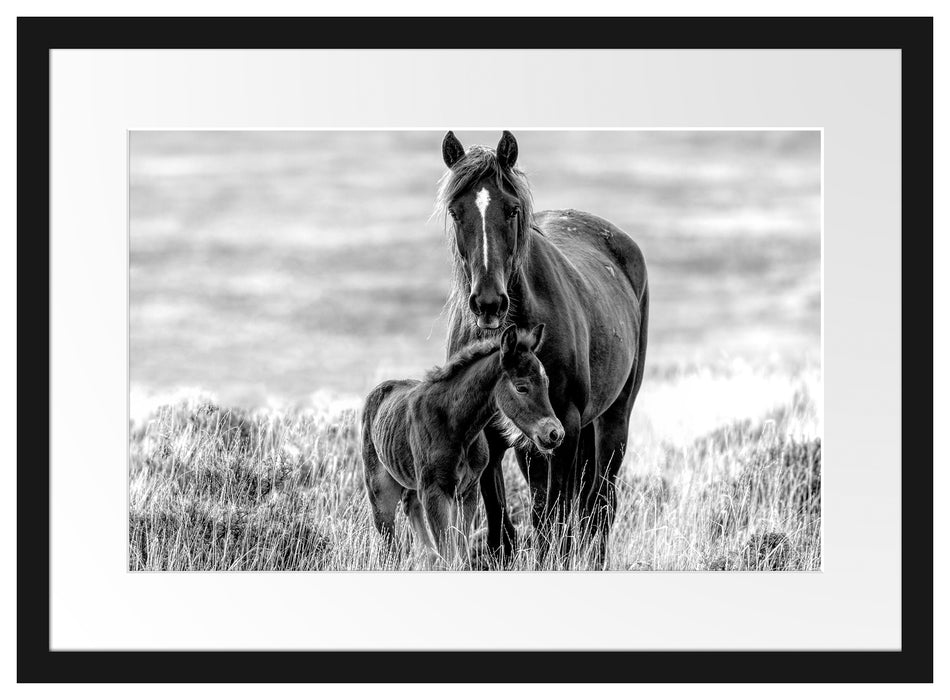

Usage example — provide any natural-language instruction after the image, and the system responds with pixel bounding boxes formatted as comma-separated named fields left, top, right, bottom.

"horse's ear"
left=500, top=324, right=519, bottom=359
left=442, top=131, right=465, bottom=168
left=496, top=130, right=519, bottom=170
left=527, top=323, right=545, bottom=352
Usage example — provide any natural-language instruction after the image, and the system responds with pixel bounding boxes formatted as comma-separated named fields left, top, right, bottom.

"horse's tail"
left=630, top=277, right=649, bottom=402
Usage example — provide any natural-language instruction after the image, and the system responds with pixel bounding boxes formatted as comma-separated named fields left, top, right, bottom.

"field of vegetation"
left=129, top=361, right=821, bottom=571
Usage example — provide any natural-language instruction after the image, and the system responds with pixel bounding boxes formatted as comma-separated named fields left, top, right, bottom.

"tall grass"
left=129, top=363, right=821, bottom=571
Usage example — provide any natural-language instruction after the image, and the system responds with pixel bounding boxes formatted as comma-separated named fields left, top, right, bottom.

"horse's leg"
left=522, top=403, right=582, bottom=567
left=478, top=428, right=516, bottom=564
left=574, top=421, right=598, bottom=520
left=419, top=454, right=465, bottom=566
left=459, top=487, right=480, bottom=568
left=403, top=491, right=437, bottom=557
left=588, top=278, right=648, bottom=569
left=573, top=420, right=600, bottom=528
left=363, top=449, right=403, bottom=554
left=532, top=422, right=595, bottom=564
left=587, top=368, right=639, bottom=568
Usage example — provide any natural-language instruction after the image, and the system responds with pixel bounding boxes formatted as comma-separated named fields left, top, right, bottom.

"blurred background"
left=130, top=130, right=820, bottom=409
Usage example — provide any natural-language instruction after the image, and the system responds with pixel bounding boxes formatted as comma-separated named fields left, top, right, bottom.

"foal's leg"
left=416, top=452, right=468, bottom=566
left=478, top=426, right=517, bottom=563
left=459, top=487, right=481, bottom=567
left=420, top=485, right=462, bottom=566
left=403, top=491, right=437, bottom=554
left=364, top=462, right=404, bottom=551
left=362, top=431, right=403, bottom=553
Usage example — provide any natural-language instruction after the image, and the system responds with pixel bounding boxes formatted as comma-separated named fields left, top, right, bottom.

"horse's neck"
left=505, top=226, right=552, bottom=324
left=506, top=261, right=538, bottom=326
left=444, top=353, right=501, bottom=444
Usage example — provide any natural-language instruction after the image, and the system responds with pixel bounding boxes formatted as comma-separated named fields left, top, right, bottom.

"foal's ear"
left=442, top=131, right=465, bottom=168
left=500, top=324, right=519, bottom=359
left=526, top=323, right=545, bottom=352
left=496, top=130, right=519, bottom=170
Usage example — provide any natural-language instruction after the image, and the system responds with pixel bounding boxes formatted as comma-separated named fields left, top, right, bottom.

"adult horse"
left=439, top=130, right=649, bottom=566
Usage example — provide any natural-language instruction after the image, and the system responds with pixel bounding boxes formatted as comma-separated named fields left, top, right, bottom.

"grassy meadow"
left=129, top=361, right=821, bottom=571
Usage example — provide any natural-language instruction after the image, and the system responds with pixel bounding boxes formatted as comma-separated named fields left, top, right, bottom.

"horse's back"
left=535, top=209, right=647, bottom=299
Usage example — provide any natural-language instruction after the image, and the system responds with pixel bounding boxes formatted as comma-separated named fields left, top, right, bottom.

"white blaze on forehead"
left=475, top=187, right=491, bottom=270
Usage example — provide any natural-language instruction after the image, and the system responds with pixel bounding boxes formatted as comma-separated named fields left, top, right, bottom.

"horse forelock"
left=434, top=144, right=536, bottom=333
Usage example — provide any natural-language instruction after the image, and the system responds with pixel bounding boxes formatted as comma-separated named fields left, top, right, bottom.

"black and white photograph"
left=129, top=129, right=822, bottom=571
left=18, top=8, right=935, bottom=685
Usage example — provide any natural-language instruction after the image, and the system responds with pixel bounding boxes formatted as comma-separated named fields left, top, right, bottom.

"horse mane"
left=423, top=328, right=534, bottom=385
left=433, top=144, right=537, bottom=335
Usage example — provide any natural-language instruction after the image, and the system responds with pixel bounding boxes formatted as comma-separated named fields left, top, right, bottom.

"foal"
left=361, top=324, right=563, bottom=563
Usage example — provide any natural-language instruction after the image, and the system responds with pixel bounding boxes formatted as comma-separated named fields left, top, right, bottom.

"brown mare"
left=439, top=131, right=649, bottom=566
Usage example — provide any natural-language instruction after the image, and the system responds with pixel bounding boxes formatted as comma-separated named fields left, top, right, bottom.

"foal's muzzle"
left=534, top=418, right=565, bottom=452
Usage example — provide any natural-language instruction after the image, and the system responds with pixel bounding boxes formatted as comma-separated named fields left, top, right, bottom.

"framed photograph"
left=19, top=15, right=932, bottom=682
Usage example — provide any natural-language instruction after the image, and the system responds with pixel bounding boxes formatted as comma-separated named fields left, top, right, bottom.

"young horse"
left=360, top=324, right=562, bottom=564
left=438, top=131, right=649, bottom=566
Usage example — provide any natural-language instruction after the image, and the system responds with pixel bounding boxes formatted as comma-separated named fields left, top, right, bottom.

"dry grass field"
left=129, top=361, right=821, bottom=571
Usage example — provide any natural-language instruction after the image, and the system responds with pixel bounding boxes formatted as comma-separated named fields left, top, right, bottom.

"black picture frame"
left=17, top=15, right=933, bottom=684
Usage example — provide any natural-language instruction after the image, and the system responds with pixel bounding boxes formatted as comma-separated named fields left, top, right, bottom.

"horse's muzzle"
left=476, top=314, right=502, bottom=330
left=534, top=419, right=565, bottom=452
left=469, top=288, right=509, bottom=330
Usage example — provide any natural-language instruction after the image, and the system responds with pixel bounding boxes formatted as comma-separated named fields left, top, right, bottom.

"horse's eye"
left=507, top=208, right=520, bottom=221
left=449, top=209, right=459, bottom=221
left=515, top=385, right=529, bottom=395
